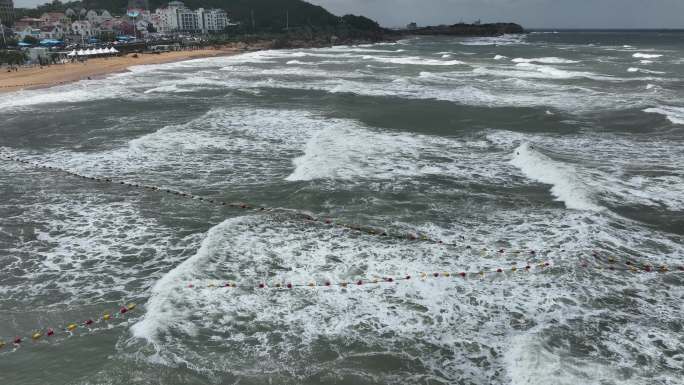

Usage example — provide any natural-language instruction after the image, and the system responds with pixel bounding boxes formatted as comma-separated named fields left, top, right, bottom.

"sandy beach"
left=0, top=46, right=246, bottom=93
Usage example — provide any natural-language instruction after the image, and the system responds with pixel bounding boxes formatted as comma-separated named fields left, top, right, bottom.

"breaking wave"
left=644, top=105, right=684, bottom=124
left=510, top=143, right=603, bottom=211
left=511, top=57, right=580, bottom=64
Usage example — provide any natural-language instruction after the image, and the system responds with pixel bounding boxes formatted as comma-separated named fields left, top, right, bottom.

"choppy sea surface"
left=1, top=31, right=683, bottom=385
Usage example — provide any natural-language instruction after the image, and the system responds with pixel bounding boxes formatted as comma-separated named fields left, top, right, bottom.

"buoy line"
left=0, top=152, right=668, bottom=268
left=0, top=303, right=136, bottom=355
left=2, top=152, right=681, bottom=356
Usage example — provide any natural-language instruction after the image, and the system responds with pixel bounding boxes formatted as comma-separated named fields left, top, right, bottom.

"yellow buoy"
left=67, top=323, right=77, bottom=331
left=32, top=332, right=42, bottom=340
left=127, top=303, right=136, bottom=311
left=103, top=313, right=111, bottom=321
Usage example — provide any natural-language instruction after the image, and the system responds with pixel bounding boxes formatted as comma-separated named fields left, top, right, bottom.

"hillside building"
left=0, top=0, right=14, bottom=27
left=153, top=2, right=229, bottom=33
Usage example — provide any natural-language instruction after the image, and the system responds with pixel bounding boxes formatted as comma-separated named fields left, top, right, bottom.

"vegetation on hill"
left=15, top=0, right=381, bottom=34
left=13, top=0, right=522, bottom=45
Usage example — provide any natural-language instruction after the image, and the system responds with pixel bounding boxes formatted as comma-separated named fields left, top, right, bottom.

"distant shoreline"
left=0, top=44, right=257, bottom=94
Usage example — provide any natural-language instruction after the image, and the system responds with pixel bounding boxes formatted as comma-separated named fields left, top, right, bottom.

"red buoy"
left=286, top=283, right=292, bottom=289
left=13, top=337, right=21, bottom=344
left=47, top=328, right=55, bottom=337
left=120, top=307, right=128, bottom=314
left=85, top=319, right=94, bottom=325
left=459, top=272, right=466, bottom=277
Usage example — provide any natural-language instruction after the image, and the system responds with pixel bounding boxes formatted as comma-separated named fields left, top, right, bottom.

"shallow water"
left=1, top=31, right=683, bottom=385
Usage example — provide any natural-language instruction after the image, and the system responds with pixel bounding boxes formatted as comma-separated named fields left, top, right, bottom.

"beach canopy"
left=109, top=47, right=119, bottom=53
left=39, top=39, right=63, bottom=46
left=67, top=50, right=77, bottom=57
left=77, top=49, right=86, bottom=56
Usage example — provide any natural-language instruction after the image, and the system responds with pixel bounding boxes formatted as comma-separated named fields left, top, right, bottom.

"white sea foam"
left=510, top=143, right=603, bottom=211
left=640, top=60, right=654, bottom=64
left=0, top=82, right=127, bottom=109
left=633, top=53, right=662, bottom=59
left=366, top=55, right=466, bottom=66
left=491, top=131, right=684, bottom=212
left=644, top=105, right=684, bottom=125
left=475, top=63, right=612, bottom=81
left=460, top=34, right=527, bottom=46
left=627, top=67, right=665, bottom=75
left=494, top=55, right=508, bottom=60
left=512, top=57, right=580, bottom=64
left=505, top=333, right=637, bottom=385
left=131, top=218, right=237, bottom=344
left=286, top=60, right=314, bottom=65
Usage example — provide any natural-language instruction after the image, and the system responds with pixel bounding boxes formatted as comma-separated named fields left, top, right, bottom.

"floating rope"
left=187, top=261, right=683, bottom=291
left=2, top=153, right=681, bottom=356
left=0, top=153, right=666, bottom=267
left=1, top=152, right=675, bottom=272
left=0, top=303, right=136, bottom=355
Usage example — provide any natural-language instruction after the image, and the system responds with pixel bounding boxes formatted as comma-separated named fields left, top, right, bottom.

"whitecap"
left=627, top=67, right=665, bottom=75
left=643, top=105, right=684, bottom=125
left=510, top=143, right=603, bottom=211
left=633, top=53, right=662, bottom=59
left=511, top=57, right=580, bottom=64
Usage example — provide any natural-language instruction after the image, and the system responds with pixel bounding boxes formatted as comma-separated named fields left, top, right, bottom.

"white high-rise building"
left=199, top=8, right=228, bottom=33
left=154, top=1, right=185, bottom=33
left=0, top=0, right=14, bottom=27
left=153, top=2, right=229, bottom=34
left=177, top=7, right=199, bottom=32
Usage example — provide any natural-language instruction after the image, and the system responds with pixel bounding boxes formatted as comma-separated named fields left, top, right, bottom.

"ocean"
left=1, top=31, right=683, bottom=385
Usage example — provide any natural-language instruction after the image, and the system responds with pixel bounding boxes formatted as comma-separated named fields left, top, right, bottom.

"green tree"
left=0, top=50, right=28, bottom=66
left=23, top=35, right=39, bottom=45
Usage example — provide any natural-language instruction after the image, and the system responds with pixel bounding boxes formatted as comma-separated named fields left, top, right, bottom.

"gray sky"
left=13, top=0, right=684, bottom=29
left=310, top=0, right=684, bottom=29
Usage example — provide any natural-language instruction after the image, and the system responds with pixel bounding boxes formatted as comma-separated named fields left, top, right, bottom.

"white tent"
left=95, top=48, right=105, bottom=55
left=77, top=49, right=86, bottom=56
left=86, top=48, right=96, bottom=55
left=109, top=47, right=118, bottom=53
left=67, top=50, right=77, bottom=57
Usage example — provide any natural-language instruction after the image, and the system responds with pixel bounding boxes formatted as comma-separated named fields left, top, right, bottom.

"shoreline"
left=0, top=44, right=264, bottom=93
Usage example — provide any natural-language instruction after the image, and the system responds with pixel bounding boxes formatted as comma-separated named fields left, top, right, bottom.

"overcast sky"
left=312, top=0, right=684, bottom=29
left=13, top=0, right=684, bottom=29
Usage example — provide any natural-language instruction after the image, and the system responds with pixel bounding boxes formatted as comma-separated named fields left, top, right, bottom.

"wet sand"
left=0, top=46, right=245, bottom=93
